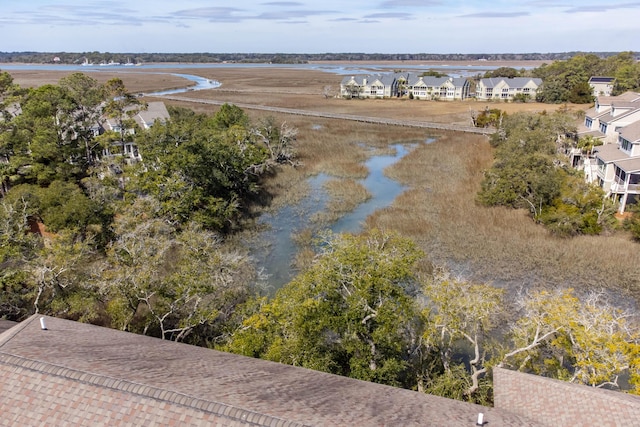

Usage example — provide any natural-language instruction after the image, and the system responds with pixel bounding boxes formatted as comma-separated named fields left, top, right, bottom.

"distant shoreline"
left=1, top=59, right=552, bottom=69
left=308, top=59, right=551, bottom=68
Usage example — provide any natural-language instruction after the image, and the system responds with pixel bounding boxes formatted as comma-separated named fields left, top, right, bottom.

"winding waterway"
left=250, top=143, right=422, bottom=292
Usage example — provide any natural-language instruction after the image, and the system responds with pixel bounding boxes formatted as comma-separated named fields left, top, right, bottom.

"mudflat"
left=5, top=63, right=580, bottom=125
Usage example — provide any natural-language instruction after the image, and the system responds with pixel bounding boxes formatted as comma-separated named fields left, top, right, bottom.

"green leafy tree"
left=133, top=105, right=271, bottom=232
left=472, top=108, right=505, bottom=128
left=5, top=181, right=112, bottom=242
left=499, top=289, right=640, bottom=393
left=102, top=78, right=144, bottom=137
left=533, top=52, right=640, bottom=103
left=576, top=134, right=603, bottom=153
left=567, top=81, right=594, bottom=104
left=212, top=103, right=250, bottom=130
left=226, top=230, right=423, bottom=387
left=29, top=230, right=98, bottom=321
left=58, top=73, right=105, bottom=166
left=607, top=52, right=640, bottom=94
left=0, top=70, right=20, bottom=196
left=7, top=84, right=83, bottom=185
left=483, top=67, right=522, bottom=78
left=624, top=204, right=640, bottom=241
left=538, top=174, right=616, bottom=236
left=478, top=111, right=578, bottom=222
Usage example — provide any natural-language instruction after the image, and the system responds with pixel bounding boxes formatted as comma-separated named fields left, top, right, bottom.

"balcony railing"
left=612, top=176, right=640, bottom=193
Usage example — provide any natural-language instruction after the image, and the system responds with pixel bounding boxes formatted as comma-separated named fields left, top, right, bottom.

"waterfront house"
left=593, top=120, right=640, bottom=212
left=100, top=101, right=170, bottom=163
left=579, top=92, right=640, bottom=142
left=591, top=98, right=640, bottom=144
left=475, top=77, right=543, bottom=101
left=406, top=75, right=470, bottom=100
left=341, top=73, right=469, bottom=100
left=581, top=94, right=640, bottom=212
left=340, top=74, right=399, bottom=98
left=592, top=143, right=630, bottom=191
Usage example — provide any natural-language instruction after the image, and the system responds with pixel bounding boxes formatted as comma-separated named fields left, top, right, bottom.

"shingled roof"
left=0, top=315, right=535, bottom=426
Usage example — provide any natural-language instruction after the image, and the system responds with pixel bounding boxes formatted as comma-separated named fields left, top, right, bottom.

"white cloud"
left=0, top=0, right=637, bottom=53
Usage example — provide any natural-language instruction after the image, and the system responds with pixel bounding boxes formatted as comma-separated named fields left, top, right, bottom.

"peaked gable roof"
left=408, top=75, right=450, bottom=86
left=340, top=74, right=397, bottom=87
left=479, top=77, right=542, bottom=88
left=594, top=143, right=630, bottom=163
left=619, top=120, right=640, bottom=142
left=135, top=101, right=170, bottom=129
left=0, top=315, right=535, bottom=426
left=598, top=92, right=640, bottom=107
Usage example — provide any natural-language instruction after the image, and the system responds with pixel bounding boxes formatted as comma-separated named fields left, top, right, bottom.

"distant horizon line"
left=0, top=50, right=634, bottom=55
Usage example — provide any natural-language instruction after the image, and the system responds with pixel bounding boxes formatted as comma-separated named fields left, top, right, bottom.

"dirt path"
left=156, top=94, right=494, bottom=135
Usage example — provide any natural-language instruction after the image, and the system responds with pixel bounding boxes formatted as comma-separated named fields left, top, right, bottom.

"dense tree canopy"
left=132, top=105, right=274, bottom=232
left=223, top=231, right=640, bottom=401
left=477, top=110, right=616, bottom=236
left=533, top=52, right=640, bottom=103
left=482, top=67, right=523, bottom=78
left=225, top=230, right=423, bottom=388
left=0, top=74, right=289, bottom=334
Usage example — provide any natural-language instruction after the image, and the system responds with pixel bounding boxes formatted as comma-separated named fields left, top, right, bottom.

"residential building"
left=340, top=73, right=469, bottom=100
left=580, top=92, right=640, bottom=142
left=2, top=315, right=639, bottom=426
left=592, top=120, right=640, bottom=212
left=588, top=76, right=615, bottom=97
left=475, top=77, right=543, bottom=101
left=580, top=93, right=640, bottom=144
left=592, top=143, right=631, bottom=191
left=340, top=73, right=399, bottom=98
left=581, top=93, right=640, bottom=213
left=100, top=101, right=170, bottom=163
left=406, top=75, right=470, bottom=100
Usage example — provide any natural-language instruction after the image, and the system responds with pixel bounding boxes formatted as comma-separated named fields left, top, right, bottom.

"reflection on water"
left=251, top=142, right=421, bottom=292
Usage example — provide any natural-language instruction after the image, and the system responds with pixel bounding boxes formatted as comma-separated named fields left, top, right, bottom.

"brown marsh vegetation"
left=257, top=115, right=640, bottom=305
left=8, top=66, right=640, bottom=305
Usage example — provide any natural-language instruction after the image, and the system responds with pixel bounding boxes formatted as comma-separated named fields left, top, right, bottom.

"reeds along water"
left=252, top=113, right=640, bottom=306
left=363, top=130, right=640, bottom=304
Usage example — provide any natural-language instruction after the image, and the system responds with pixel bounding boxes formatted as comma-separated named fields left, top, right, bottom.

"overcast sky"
left=1, top=1, right=638, bottom=54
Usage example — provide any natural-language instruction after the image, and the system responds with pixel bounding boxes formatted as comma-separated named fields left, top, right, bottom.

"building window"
left=585, top=118, right=593, bottom=128
left=621, top=138, right=632, bottom=152
left=600, top=123, right=608, bottom=134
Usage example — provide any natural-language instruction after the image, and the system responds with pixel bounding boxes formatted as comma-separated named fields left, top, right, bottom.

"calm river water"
left=250, top=143, right=426, bottom=292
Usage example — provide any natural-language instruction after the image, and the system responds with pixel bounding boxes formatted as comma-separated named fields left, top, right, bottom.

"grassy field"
left=7, top=65, right=640, bottom=306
